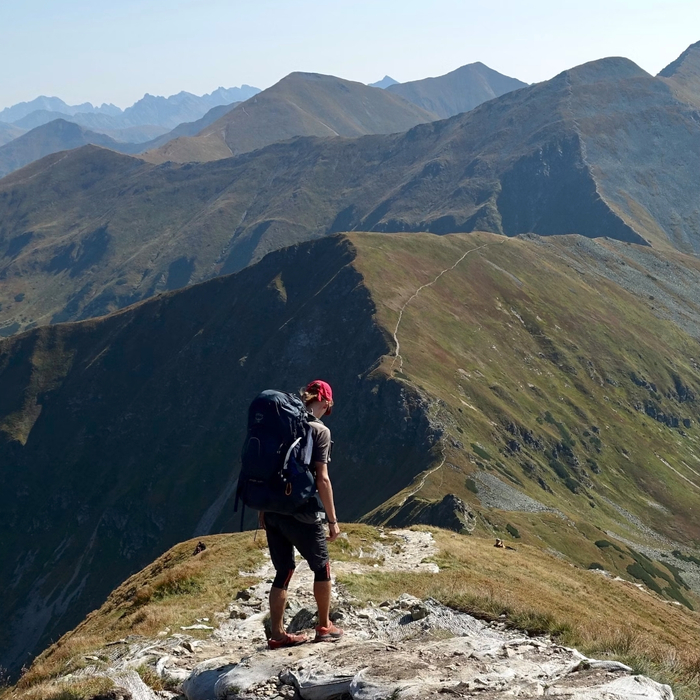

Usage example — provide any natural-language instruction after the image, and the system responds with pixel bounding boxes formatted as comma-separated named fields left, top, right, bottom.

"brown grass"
left=3, top=676, right=114, bottom=700
left=6, top=524, right=700, bottom=699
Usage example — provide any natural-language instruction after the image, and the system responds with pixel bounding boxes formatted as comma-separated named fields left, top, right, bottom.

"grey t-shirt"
left=294, top=415, right=331, bottom=523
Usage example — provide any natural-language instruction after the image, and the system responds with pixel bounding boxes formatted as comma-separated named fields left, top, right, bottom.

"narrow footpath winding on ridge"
left=69, top=530, right=672, bottom=700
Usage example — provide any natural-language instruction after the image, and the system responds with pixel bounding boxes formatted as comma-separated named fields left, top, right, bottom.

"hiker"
left=259, top=380, right=344, bottom=649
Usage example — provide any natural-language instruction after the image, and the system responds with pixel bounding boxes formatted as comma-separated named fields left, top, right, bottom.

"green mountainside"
left=141, top=72, right=439, bottom=164
left=1, top=48, right=699, bottom=337
left=3, top=231, right=700, bottom=676
left=386, top=61, right=527, bottom=118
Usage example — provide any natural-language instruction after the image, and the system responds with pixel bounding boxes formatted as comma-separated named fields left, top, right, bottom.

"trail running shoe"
left=314, top=624, right=344, bottom=642
left=267, top=632, right=308, bottom=649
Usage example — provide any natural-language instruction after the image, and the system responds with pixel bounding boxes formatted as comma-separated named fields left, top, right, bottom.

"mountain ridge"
left=2, top=53, right=699, bottom=334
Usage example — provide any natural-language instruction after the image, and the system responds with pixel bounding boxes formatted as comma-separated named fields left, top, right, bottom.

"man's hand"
left=258, top=511, right=266, bottom=530
left=327, top=521, right=340, bottom=542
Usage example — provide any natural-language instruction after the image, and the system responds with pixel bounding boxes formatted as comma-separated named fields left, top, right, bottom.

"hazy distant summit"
left=0, top=96, right=121, bottom=123
left=369, top=75, right=399, bottom=89
left=387, top=62, right=527, bottom=118
left=0, top=85, right=260, bottom=131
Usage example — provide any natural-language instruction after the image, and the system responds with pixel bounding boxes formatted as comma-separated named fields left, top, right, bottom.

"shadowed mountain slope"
left=387, top=61, right=527, bottom=118
left=0, top=119, right=142, bottom=179
left=4, top=231, right=700, bottom=675
left=142, top=72, right=439, bottom=163
left=1, top=53, right=700, bottom=336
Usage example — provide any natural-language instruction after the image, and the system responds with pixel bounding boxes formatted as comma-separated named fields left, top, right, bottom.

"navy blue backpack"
left=235, top=390, right=317, bottom=521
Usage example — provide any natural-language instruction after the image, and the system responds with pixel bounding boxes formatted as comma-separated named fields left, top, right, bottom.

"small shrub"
left=506, top=524, right=520, bottom=539
left=662, top=561, right=690, bottom=590
left=136, top=664, right=164, bottom=691
left=627, top=563, right=663, bottom=595
left=672, top=550, right=700, bottom=566
left=548, top=458, right=569, bottom=479
left=588, top=562, right=605, bottom=570
left=470, top=443, right=492, bottom=461
left=595, top=539, right=624, bottom=553
left=564, top=477, right=581, bottom=494
left=465, top=478, right=478, bottom=494
left=664, top=586, right=694, bottom=610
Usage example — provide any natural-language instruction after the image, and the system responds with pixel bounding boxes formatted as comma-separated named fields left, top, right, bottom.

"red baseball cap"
left=306, top=380, right=333, bottom=415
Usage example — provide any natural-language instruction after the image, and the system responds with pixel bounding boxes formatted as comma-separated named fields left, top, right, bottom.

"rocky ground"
left=70, top=530, right=672, bottom=700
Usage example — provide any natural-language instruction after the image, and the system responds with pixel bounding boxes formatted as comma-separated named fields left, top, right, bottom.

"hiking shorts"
left=263, top=512, right=329, bottom=575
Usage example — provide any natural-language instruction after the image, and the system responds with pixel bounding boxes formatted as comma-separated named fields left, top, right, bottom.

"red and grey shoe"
left=267, top=632, right=308, bottom=649
left=314, top=624, right=344, bottom=642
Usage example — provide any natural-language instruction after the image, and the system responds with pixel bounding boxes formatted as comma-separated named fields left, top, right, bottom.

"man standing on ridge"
left=259, top=380, right=344, bottom=649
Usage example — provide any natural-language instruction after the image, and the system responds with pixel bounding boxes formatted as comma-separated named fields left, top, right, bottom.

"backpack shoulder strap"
left=301, top=422, right=315, bottom=466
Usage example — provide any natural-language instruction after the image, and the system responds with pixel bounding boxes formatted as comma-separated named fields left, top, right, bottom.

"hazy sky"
left=1, top=0, right=698, bottom=110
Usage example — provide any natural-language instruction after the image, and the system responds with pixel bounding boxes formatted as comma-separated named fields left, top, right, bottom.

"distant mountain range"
left=0, top=103, right=243, bottom=178
left=386, top=62, right=528, bottom=118
left=141, top=72, right=440, bottom=164
left=1, top=45, right=697, bottom=335
left=0, top=44, right=698, bottom=339
left=0, top=85, right=260, bottom=133
left=0, top=96, right=121, bottom=123
left=0, top=62, right=526, bottom=176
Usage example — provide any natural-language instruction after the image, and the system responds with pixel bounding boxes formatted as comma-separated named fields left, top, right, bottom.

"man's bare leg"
left=269, top=586, right=287, bottom=639
left=314, top=580, right=332, bottom=628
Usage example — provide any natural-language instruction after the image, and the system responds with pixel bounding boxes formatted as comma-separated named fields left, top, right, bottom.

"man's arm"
left=314, top=461, right=340, bottom=541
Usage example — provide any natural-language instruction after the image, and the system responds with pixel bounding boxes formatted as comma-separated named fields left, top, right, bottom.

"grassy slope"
left=6, top=526, right=700, bottom=699
left=353, top=232, right=700, bottom=583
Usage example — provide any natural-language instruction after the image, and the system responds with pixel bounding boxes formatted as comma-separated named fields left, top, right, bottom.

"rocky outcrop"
left=38, top=531, right=672, bottom=700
